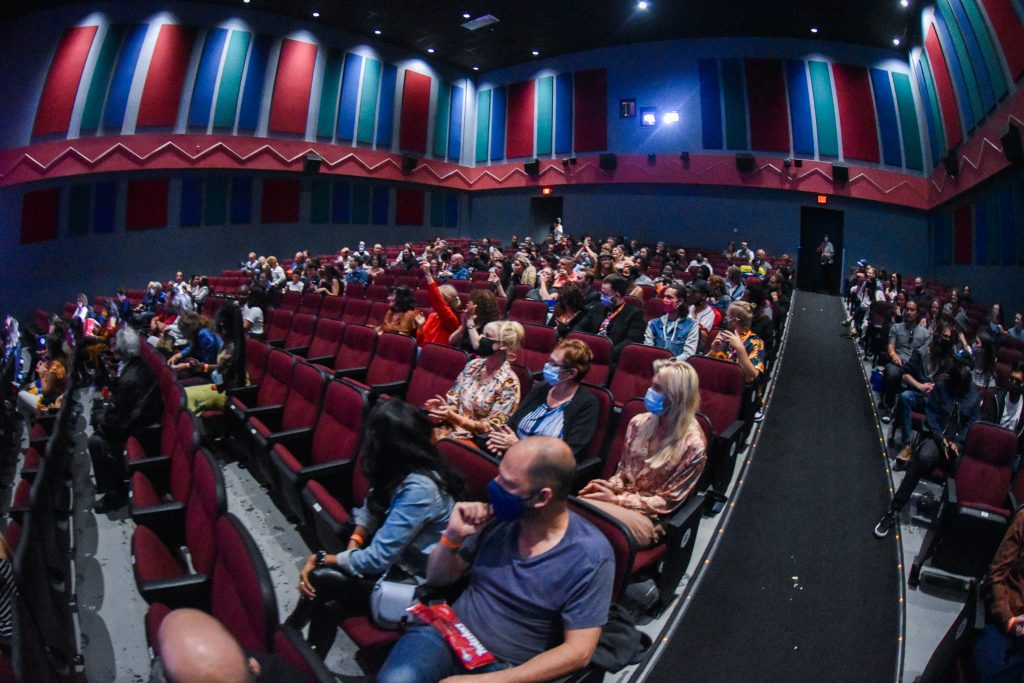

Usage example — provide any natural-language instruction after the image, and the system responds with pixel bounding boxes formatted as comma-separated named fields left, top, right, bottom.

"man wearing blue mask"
left=597, top=274, right=646, bottom=358
left=377, top=436, right=615, bottom=683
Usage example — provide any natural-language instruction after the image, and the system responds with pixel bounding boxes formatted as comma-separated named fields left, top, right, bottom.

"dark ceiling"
left=5, top=1, right=920, bottom=72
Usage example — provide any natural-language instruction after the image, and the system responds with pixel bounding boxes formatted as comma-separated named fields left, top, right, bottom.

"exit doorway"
left=529, top=196, right=563, bottom=240
left=798, top=206, right=844, bottom=294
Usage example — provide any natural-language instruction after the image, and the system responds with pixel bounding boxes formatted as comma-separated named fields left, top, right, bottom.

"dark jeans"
left=898, top=390, right=927, bottom=445
left=881, top=363, right=905, bottom=409
left=286, top=566, right=375, bottom=656
left=377, top=625, right=512, bottom=683
left=892, top=436, right=944, bottom=510
left=973, top=623, right=1024, bottom=683
left=88, top=434, right=127, bottom=498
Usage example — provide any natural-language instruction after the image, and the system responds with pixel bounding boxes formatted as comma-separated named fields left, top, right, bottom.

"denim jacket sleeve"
left=339, top=474, right=450, bottom=579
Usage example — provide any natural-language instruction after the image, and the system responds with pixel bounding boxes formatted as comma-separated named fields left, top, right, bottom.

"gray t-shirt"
left=241, top=304, right=264, bottom=336
left=455, top=513, right=614, bottom=665
left=889, top=321, right=930, bottom=363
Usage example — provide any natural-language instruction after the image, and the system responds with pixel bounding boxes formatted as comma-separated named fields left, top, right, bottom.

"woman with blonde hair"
left=425, top=320, right=523, bottom=442
left=579, top=358, right=706, bottom=547
left=710, top=301, right=765, bottom=383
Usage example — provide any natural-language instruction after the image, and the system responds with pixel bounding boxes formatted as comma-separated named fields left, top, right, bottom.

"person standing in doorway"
left=818, top=234, right=836, bottom=294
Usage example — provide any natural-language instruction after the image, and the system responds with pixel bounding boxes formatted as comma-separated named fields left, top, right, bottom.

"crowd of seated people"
left=5, top=227, right=797, bottom=681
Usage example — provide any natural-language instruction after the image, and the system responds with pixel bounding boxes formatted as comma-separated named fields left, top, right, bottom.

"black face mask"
left=477, top=337, right=497, bottom=356
left=936, top=336, right=952, bottom=353
left=1009, top=380, right=1024, bottom=398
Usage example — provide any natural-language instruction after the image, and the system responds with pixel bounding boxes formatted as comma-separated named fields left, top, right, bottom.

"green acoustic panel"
left=720, top=59, right=748, bottom=150
left=536, top=77, right=553, bottom=157
left=960, top=0, right=1007, bottom=100
left=475, top=89, right=491, bottom=163
left=351, top=183, right=371, bottom=224
left=430, top=192, right=445, bottom=228
left=433, top=82, right=451, bottom=158
left=317, top=50, right=345, bottom=139
left=310, top=179, right=330, bottom=224
left=808, top=61, right=839, bottom=158
left=357, top=58, right=381, bottom=144
left=68, top=184, right=92, bottom=236
left=81, top=24, right=126, bottom=131
left=920, top=57, right=948, bottom=156
left=936, top=0, right=984, bottom=125
left=213, top=30, right=251, bottom=128
left=892, top=73, right=924, bottom=171
left=204, top=177, right=228, bottom=225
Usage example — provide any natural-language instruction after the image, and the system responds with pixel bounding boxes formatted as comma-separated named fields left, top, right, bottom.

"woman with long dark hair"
left=288, top=399, right=461, bottom=657
left=377, top=285, right=418, bottom=337
left=184, top=303, right=247, bottom=412
left=969, top=328, right=997, bottom=390
left=449, top=288, right=501, bottom=353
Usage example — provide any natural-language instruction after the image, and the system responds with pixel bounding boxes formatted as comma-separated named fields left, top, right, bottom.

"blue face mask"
left=542, top=363, right=565, bottom=385
left=487, top=479, right=532, bottom=521
left=600, top=294, right=614, bottom=308
left=643, top=387, right=665, bottom=415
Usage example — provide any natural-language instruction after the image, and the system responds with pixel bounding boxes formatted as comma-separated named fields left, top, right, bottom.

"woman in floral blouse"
left=425, top=321, right=523, bottom=443
left=578, top=358, right=706, bottom=547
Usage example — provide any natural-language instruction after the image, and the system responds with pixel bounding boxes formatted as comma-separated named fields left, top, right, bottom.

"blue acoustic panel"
left=869, top=69, right=902, bottom=167
left=238, top=34, right=271, bottom=132
left=375, top=64, right=398, bottom=148
left=785, top=60, right=815, bottom=157
left=104, top=24, right=149, bottom=131
left=188, top=28, right=228, bottom=128
left=371, top=185, right=388, bottom=225
left=230, top=177, right=252, bottom=224
left=448, top=84, right=465, bottom=161
left=698, top=59, right=723, bottom=150
left=93, top=181, right=117, bottom=234
left=332, top=181, right=351, bottom=223
left=336, top=52, right=363, bottom=142
left=180, top=177, right=203, bottom=227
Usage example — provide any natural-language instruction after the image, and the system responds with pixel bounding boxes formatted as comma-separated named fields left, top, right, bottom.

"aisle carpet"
left=646, top=291, right=900, bottom=682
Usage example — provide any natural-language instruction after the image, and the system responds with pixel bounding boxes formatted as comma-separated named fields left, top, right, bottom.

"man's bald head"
left=157, top=609, right=253, bottom=683
left=507, top=436, right=576, bottom=503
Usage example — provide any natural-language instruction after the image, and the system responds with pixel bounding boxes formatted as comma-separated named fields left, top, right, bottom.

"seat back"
left=169, top=410, right=200, bottom=503
left=212, top=514, right=279, bottom=653
left=311, top=380, right=367, bottom=467
left=278, top=291, right=302, bottom=312
left=517, top=323, right=558, bottom=374
left=257, top=349, right=297, bottom=406
left=366, top=333, right=417, bottom=387
left=346, top=283, right=367, bottom=300
left=602, top=398, right=647, bottom=479
left=280, top=363, right=326, bottom=432
left=334, top=325, right=377, bottom=372
left=566, top=332, right=613, bottom=386
left=365, top=284, right=389, bottom=302
left=245, top=338, right=271, bottom=386
left=509, top=362, right=534, bottom=395
left=306, top=318, right=345, bottom=360
left=341, top=298, right=371, bottom=325
left=958, top=422, right=1017, bottom=512
left=185, top=448, right=227, bottom=575
left=265, top=309, right=293, bottom=343
left=297, top=292, right=323, bottom=317
left=406, top=344, right=470, bottom=407
left=367, top=301, right=391, bottom=327
left=580, top=384, right=614, bottom=464
left=643, top=298, right=664, bottom=322
left=437, top=439, right=498, bottom=502
left=608, top=343, right=672, bottom=406
left=568, top=499, right=633, bottom=601
left=283, top=313, right=317, bottom=350
left=687, top=356, right=745, bottom=438
left=318, top=295, right=345, bottom=320
left=508, top=299, right=548, bottom=325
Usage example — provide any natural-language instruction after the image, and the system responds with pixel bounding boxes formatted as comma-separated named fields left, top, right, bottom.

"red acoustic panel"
left=979, top=0, right=1024, bottom=81
left=954, top=205, right=972, bottom=265
left=399, top=70, right=432, bottom=153
left=33, top=26, right=98, bottom=137
left=831, top=64, right=880, bottom=164
left=506, top=80, right=536, bottom=159
left=21, top=189, right=61, bottom=244
left=744, top=59, right=790, bottom=153
left=925, top=26, right=963, bottom=149
left=261, top=178, right=301, bottom=223
left=395, top=188, right=425, bottom=225
left=137, top=25, right=196, bottom=128
left=126, top=180, right=169, bottom=231
left=573, top=69, right=607, bottom=152
left=268, top=39, right=317, bottom=135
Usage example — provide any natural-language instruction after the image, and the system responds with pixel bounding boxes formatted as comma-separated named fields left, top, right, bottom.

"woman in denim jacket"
left=288, top=399, right=461, bottom=657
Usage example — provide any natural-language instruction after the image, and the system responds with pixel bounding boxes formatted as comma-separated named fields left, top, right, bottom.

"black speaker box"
left=832, top=162, right=849, bottom=184
left=402, top=155, right=417, bottom=173
left=599, top=153, right=617, bottom=171
left=943, top=152, right=959, bottom=178
left=735, top=152, right=754, bottom=173
left=303, top=153, right=322, bottom=174
left=1002, top=125, right=1022, bottom=164
left=524, top=159, right=540, bottom=175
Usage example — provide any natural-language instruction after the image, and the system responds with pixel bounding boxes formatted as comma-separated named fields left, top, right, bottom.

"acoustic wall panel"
left=554, top=73, right=573, bottom=155
left=892, top=72, right=924, bottom=170
left=506, top=80, right=536, bottom=159
left=103, top=24, right=148, bottom=131
left=138, top=24, right=195, bottom=128
left=935, top=0, right=983, bottom=125
left=189, top=28, right=228, bottom=129
left=536, top=77, right=553, bottom=157
left=357, top=58, right=381, bottom=145
left=433, top=82, right=451, bottom=158
left=953, top=204, right=972, bottom=264
left=337, top=52, right=363, bottom=142
left=572, top=69, right=607, bottom=152
left=317, top=50, right=344, bottom=139
left=311, top=180, right=330, bottom=224
left=785, top=60, right=815, bottom=157
left=81, top=25, right=126, bottom=132
left=180, top=177, right=203, bottom=227
left=832, top=64, right=880, bottom=163
left=489, top=86, right=507, bottom=161
left=332, top=181, right=351, bottom=223
left=375, top=64, right=398, bottom=147
left=68, top=185, right=91, bottom=237
left=944, top=0, right=996, bottom=112
left=399, top=70, right=431, bottom=153
left=230, top=177, right=252, bottom=224
left=744, top=58, right=789, bottom=153
left=203, top=177, right=228, bottom=225
left=93, top=182, right=116, bottom=234
left=21, top=189, right=61, bottom=244
left=979, top=0, right=1024, bottom=81
left=33, top=26, right=97, bottom=137
left=238, top=34, right=271, bottom=132
left=371, top=185, right=389, bottom=225
left=213, top=30, right=252, bottom=129
left=869, top=68, right=902, bottom=167
left=268, top=39, right=317, bottom=135
left=448, top=85, right=465, bottom=161
left=351, top=183, right=370, bottom=224
left=960, top=0, right=1007, bottom=99
left=808, top=61, right=839, bottom=158
left=126, top=179, right=169, bottom=231
left=475, top=89, right=491, bottom=163
left=698, top=59, right=723, bottom=150
left=396, top=188, right=425, bottom=225
left=260, top=178, right=301, bottom=223
left=925, top=25, right=964, bottom=148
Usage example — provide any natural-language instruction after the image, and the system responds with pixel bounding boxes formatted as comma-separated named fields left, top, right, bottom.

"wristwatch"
left=315, top=550, right=327, bottom=568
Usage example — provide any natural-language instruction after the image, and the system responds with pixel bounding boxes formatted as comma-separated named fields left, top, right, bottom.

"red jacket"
left=416, top=280, right=460, bottom=347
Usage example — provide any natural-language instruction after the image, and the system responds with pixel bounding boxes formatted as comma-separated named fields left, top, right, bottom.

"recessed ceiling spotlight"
left=472, top=66, right=479, bottom=71
left=900, top=0, right=909, bottom=6
left=373, top=29, right=382, bottom=35
left=243, top=0, right=250, bottom=3
left=532, top=50, right=539, bottom=56
left=892, top=37, right=901, bottom=46
left=637, top=1, right=649, bottom=9
left=810, top=27, right=819, bottom=33
left=312, top=10, right=320, bottom=17
left=427, top=47, right=435, bottom=53
left=463, top=12, right=471, bottom=18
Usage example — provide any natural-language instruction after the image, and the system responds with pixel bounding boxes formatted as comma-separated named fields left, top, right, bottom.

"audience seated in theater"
left=486, top=339, right=598, bottom=461
left=687, top=280, right=720, bottom=339
left=597, top=274, right=646, bottom=357
left=287, top=400, right=459, bottom=658
left=961, top=285, right=975, bottom=309
left=366, top=254, right=386, bottom=281
left=734, top=241, right=754, bottom=263
left=743, top=282, right=775, bottom=360
left=974, top=509, right=1024, bottom=682
left=316, top=265, right=343, bottom=297
left=579, top=358, right=706, bottom=547
left=239, top=285, right=264, bottom=340
left=908, top=276, right=932, bottom=310
left=725, top=266, right=746, bottom=303
left=72, top=293, right=92, bottom=323
left=345, top=255, right=369, bottom=288
left=879, top=299, right=930, bottom=422
left=1009, top=312, right=1024, bottom=341
left=167, top=312, right=222, bottom=376
left=152, top=608, right=301, bottom=682
left=284, top=270, right=305, bottom=293
left=17, top=325, right=69, bottom=419
left=942, top=288, right=963, bottom=319
left=593, top=251, right=616, bottom=280
left=706, top=275, right=730, bottom=319
left=874, top=361, right=979, bottom=538
left=377, top=285, right=418, bottom=337
left=549, top=282, right=601, bottom=340
left=925, top=298, right=942, bottom=331
left=267, top=256, right=286, bottom=288
left=766, top=272, right=790, bottom=325
left=416, top=270, right=462, bottom=347
left=242, top=251, right=259, bottom=273
left=1, top=315, right=23, bottom=388
left=376, top=436, right=613, bottom=683
left=891, top=316, right=956, bottom=459
left=884, top=272, right=902, bottom=303
left=134, top=281, right=166, bottom=327
left=89, top=326, right=163, bottom=513
left=644, top=282, right=699, bottom=361
left=191, top=276, right=210, bottom=308
left=450, top=289, right=501, bottom=353
left=184, top=304, right=247, bottom=414
left=968, top=329, right=998, bottom=390
left=709, top=301, right=765, bottom=384
left=619, top=263, right=645, bottom=300
left=987, top=303, right=1007, bottom=341
left=427, top=321, right=523, bottom=443
left=722, top=241, right=736, bottom=259
left=846, top=266, right=885, bottom=339
left=984, top=362, right=1024, bottom=452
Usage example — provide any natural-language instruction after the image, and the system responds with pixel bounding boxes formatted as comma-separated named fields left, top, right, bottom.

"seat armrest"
left=664, top=492, right=706, bottom=532
left=574, top=457, right=602, bottom=488
left=334, top=366, right=367, bottom=381
left=370, top=381, right=408, bottom=399
left=130, top=501, right=186, bottom=532
left=139, top=574, right=211, bottom=610
left=298, top=459, right=354, bottom=483
left=127, top=454, right=172, bottom=476
left=244, top=404, right=284, bottom=422
left=266, top=427, right=314, bottom=447
left=720, top=418, right=745, bottom=445
left=306, top=355, right=335, bottom=367
left=267, top=339, right=285, bottom=348
left=226, top=385, right=259, bottom=404
left=286, top=345, right=310, bottom=356
left=945, top=476, right=958, bottom=507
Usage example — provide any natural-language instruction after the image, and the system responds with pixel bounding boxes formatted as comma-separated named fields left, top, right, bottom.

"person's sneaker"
left=892, top=444, right=913, bottom=470
left=873, top=510, right=896, bottom=538
left=753, top=407, right=765, bottom=422
left=841, top=318, right=853, bottom=327
left=880, top=408, right=893, bottom=424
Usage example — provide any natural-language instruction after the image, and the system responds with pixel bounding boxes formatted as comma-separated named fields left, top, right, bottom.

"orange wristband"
left=439, top=533, right=462, bottom=550
left=349, top=533, right=365, bottom=547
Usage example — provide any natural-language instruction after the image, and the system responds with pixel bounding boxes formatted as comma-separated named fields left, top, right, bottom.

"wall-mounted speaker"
left=832, top=162, right=849, bottom=184
left=402, top=155, right=417, bottom=174
left=303, top=153, right=323, bottom=174
left=735, top=152, right=754, bottom=173
left=1001, top=124, right=1022, bottom=164
left=943, top=152, right=959, bottom=178
left=524, top=159, right=541, bottom=175
left=647, top=153, right=656, bottom=165
left=599, top=153, right=617, bottom=171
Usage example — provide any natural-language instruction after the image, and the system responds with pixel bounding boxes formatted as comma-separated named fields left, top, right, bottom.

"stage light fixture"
left=900, top=0, right=909, bottom=6
left=312, top=10, right=320, bottom=17
left=640, top=107, right=657, bottom=126
left=892, top=37, right=901, bottom=46
left=427, top=48, right=435, bottom=53
left=374, top=29, right=382, bottom=35
left=637, top=1, right=649, bottom=9
left=463, top=12, right=471, bottom=18
left=663, top=110, right=680, bottom=124
left=532, top=50, right=540, bottom=56
left=810, top=27, right=819, bottom=33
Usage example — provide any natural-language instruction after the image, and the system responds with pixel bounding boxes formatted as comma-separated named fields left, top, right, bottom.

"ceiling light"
left=637, top=1, right=649, bottom=8
left=900, top=0, right=909, bottom=6
left=472, top=66, right=479, bottom=71
left=463, top=12, right=471, bottom=18
left=892, top=37, right=901, bottom=46
left=312, top=10, right=320, bottom=17
left=810, top=27, right=818, bottom=33
left=427, top=48, right=435, bottom=53
left=531, top=50, right=539, bottom=56
left=373, top=29, right=382, bottom=35
left=243, top=0, right=250, bottom=3
left=663, top=110, right=680, bottom=123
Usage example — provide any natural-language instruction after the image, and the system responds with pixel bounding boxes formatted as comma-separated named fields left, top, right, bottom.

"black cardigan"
left=507, top=382, right=599, bottom=461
